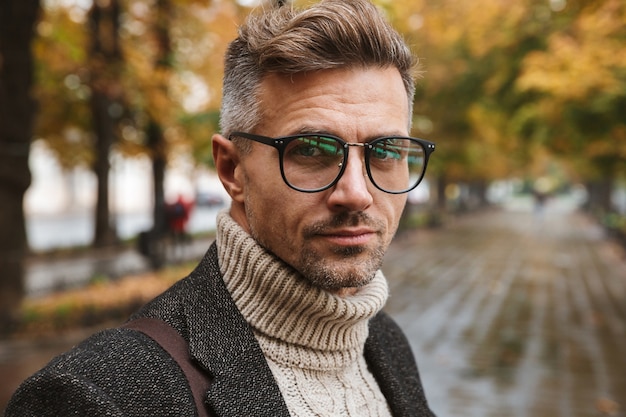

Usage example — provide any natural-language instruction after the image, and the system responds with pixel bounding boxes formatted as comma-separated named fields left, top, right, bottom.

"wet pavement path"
left=2, top=198, right=625, bottom=416
left=383, top=200, right=625, bottom=417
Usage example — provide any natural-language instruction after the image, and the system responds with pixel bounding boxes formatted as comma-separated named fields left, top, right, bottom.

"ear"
left=212, top=134, right=245, bottom=203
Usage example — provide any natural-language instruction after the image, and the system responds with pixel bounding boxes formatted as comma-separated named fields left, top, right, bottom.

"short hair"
left=219, top=0, right=419, bottom=143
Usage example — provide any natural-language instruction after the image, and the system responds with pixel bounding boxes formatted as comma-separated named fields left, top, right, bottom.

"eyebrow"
left=291, top=126, right=332, bottom=136
left=290, top=126, right=409, bottom=142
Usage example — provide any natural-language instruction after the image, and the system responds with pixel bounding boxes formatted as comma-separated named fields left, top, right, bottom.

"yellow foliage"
left=518, top=0, right=626, bottom=100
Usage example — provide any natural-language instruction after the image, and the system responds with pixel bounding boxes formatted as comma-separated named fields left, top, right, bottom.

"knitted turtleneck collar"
left=215, top=211, right=389, bottom=369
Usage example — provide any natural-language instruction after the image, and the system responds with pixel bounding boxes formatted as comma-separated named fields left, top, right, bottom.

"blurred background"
left=0, top=0, right=625, bottom=415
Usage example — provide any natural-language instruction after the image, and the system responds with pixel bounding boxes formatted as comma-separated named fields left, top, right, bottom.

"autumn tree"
left=34, top=1, right=129, bottom=247
left=33, top=5, right=92, bottom=169
left=88, top=0, right=125, bottom=247
left=385, top=0, right=532, bottom=208
left=0, top=0, right=41, bottom=319
left=115, top=0, right=242, bottom=267
left=29, top=0, right=243, bottom=254
left=516, top=0, right=626, bottom=212
left=382, top=0, right=625, bottom=212
left=394, top=0, right=549, bottom=201
left=142, top=0, right=175, bottom=239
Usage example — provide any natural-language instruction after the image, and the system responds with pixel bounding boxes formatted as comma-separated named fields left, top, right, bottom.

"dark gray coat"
left=5, top=244, right=435, bottom=417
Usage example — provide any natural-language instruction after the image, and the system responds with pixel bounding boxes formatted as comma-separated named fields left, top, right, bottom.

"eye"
left=286, top=136, right=342, bottom=158
left=371, top=141, right=402, bottom=160
left=291, top=138, right=322, bottom=157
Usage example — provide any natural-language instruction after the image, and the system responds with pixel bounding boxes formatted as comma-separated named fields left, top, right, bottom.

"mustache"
left=303, top=212, right=383, bottom=237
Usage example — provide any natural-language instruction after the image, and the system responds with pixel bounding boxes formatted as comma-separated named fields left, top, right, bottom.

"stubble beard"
left=297, top=242, right=386, bottom=292
left=297, top=212, right=389, bottom=292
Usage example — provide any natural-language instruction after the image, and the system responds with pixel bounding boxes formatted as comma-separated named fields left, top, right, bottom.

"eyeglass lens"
left=281, top=136, right=426, bottom=193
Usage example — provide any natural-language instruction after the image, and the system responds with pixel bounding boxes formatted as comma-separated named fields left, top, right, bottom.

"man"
left=6, top=0, right=436, bottom=415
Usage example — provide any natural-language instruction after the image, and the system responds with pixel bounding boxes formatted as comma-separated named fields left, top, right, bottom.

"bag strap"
left=122, top=317, right=212, bottom=417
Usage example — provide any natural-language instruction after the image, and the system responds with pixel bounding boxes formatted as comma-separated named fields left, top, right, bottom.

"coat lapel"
left=364, top=313, right=435, bottom=417
left=364, top=327, right=409, bottom=417
left=182, top=244, right=290, bottom=417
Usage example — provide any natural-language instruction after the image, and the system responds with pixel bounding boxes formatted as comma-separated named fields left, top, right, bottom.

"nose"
left=326, top=148, right=373, bottom=211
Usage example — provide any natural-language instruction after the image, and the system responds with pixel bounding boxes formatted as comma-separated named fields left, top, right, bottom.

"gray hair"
left=219, top=0, right=419, bottom=144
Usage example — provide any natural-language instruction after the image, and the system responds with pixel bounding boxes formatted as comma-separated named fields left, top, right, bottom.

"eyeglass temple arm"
left=229, top=132, right=278, bottom=147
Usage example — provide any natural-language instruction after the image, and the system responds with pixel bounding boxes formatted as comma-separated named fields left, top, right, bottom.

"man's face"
left=224, top=67, right=409, bottom=295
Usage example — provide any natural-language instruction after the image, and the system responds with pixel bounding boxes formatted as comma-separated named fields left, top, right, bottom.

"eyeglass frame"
left=229, top=131, right=436, bottom=194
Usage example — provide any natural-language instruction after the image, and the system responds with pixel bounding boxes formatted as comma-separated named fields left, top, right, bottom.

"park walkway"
left=1, top=196, right=625, bottom=416
left=384, top=197, right=625, bottom=417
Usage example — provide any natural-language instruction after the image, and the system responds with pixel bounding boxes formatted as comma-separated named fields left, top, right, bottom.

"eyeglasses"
left=229, top=131, right=435, bottom=194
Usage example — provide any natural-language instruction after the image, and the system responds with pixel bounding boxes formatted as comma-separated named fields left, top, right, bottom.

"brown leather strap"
left=122, top=318, right=212, bottom=417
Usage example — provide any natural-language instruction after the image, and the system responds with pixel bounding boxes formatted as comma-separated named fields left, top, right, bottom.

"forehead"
left=256, top=67, right=409, bottom=140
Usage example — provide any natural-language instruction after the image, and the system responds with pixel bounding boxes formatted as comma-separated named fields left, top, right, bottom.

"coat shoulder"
left=5, top=327, right=196, bottom=417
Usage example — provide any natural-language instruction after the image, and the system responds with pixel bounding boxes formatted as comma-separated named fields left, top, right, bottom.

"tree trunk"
left=471, top=180, right=489, bottom=208
left=148, top=121, right=167, bottom=235
left=91, top=92, right=117, bottom=246
left=0, top=0, right=40, bottom=321
left=436, top=175, right=447, bottom=211
left=585, top=178, right=614, bottom=214
left=151, top=0, right=173, bottom=232
left=88, top=0, right=123, bottom=247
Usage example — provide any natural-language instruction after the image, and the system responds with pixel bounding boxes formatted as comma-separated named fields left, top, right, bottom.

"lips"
left=319, top=228, right=376, bottom=246
left=302, top=212, right=383, bottom=247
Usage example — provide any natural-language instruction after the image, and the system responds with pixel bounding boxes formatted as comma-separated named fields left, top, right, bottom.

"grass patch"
left=3, top=262, right=196, bottom=339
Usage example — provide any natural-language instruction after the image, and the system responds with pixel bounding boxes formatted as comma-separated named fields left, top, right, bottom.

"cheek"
left=383, top=195, right=407, bottom=237
left=244, top=180, right=303, bottom=247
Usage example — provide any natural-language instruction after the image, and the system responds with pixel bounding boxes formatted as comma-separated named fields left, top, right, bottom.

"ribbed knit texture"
left=216, top=211, right=393, bottom=417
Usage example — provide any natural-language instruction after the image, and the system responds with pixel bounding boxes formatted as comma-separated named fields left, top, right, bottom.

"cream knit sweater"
left=216, top=212, right=393, bottom=417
